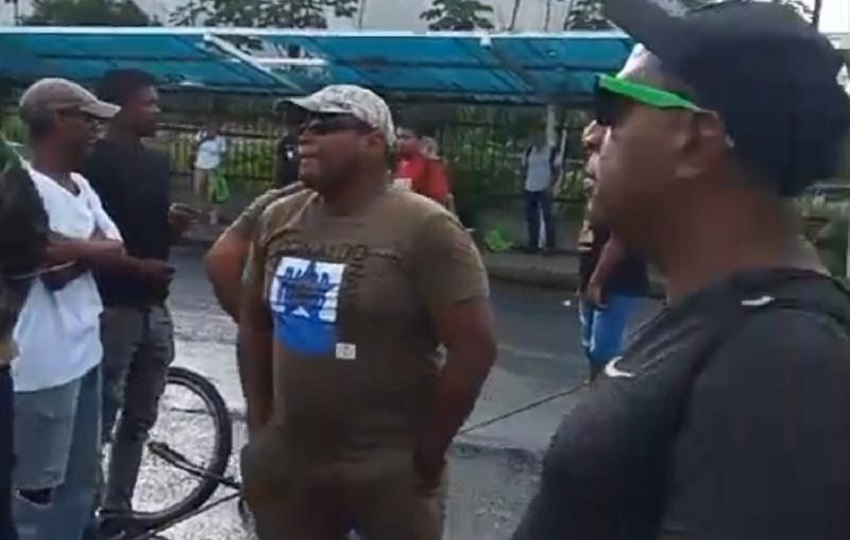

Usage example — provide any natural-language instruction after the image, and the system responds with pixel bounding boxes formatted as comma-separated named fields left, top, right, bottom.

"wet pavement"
left=139, top=245, right=657, bottom=540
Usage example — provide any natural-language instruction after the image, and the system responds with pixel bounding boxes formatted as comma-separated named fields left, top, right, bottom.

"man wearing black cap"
left=512, top=2, right=850, bottom=539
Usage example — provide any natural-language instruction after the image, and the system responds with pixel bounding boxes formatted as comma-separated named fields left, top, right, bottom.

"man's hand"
left=169, top=203, right=199, bottom=237
left=413, top=441, right=446, bottom=490
left=41, top=262, right=86, bottom=291
left=133, top=259, right=175, bottom=284
left=584, top=280, right=607, bottom=309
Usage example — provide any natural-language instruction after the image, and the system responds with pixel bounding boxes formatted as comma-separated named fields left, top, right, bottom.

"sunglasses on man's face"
left=593, top=74, right=706, bottom=127
left=58, top=109, right=101, bottom=127
left=300, top=114, right=373, bottom=136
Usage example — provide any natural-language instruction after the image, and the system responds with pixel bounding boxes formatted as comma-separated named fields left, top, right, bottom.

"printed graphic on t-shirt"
left=268, top=256, right=345, bottom=356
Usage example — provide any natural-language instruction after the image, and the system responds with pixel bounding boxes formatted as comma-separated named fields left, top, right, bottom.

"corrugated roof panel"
left=0, top=28, right=634, bottom=103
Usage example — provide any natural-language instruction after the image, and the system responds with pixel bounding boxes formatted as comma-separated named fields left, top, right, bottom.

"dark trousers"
left=524, top=190, right=555, bottom=250
left=100, top=306, right=174, bottom=514
left=241, top=429, right=445, bottom=540
left=1, top=365, right=17, bottom=540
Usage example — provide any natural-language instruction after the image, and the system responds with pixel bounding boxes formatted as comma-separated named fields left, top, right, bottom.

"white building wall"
left=1, top=0, right=574, bottom=32
left=1, top=0, right=843, bottom=35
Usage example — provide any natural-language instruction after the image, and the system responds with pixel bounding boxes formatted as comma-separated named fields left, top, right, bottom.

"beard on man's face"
left=136, top=118, right=158, bottom=138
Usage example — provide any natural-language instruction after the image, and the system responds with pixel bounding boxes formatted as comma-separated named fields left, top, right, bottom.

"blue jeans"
left=13, top=366, right=101, bottom=540
left=579, top=296, right=638, bottom=365
left=524, top=190, right=555, bottom=250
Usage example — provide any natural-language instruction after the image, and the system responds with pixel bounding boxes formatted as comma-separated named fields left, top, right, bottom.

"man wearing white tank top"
left=10, top=78, right=126, bottom=540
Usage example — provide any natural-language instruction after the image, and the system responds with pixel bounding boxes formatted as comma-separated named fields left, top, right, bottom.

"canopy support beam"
left=203, top=33, right=304, bottom=92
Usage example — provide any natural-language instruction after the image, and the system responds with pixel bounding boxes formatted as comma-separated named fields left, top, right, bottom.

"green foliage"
left=563, top=0, right=818, bottom=30
left=421, top=0, right=495, bottom=31
left=562, top=0, right=610, bottom=30
left=170, top=0, right=357, bottom=28
left=24, top=0, right=156, bottom=26
left=163, top=130, right=277, bottom=195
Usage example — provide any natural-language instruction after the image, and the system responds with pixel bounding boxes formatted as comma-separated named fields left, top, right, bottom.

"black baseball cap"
left=602, top=0, right=850, bottom=196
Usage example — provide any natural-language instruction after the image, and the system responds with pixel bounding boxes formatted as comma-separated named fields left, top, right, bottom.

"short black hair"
left=96, top=69, right=155, bottom=106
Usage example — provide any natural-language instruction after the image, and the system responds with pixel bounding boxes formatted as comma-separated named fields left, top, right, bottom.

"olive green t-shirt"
left=229, top=181, right=306, bottom=240
left=245, top=188, right=488, bottom=465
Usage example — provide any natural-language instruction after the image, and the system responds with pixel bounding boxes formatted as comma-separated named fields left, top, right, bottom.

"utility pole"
left=4, top=0, right=20, bottom=25
left=543, top=0, right=553, bottom=31
left=357, top=0, right=367, bottom=28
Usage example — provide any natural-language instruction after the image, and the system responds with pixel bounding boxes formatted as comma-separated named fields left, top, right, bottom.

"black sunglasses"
left=593, top=84, right=632, bottom=128
left=593, top=74, right=707, bottom=127
left=300, top=114, right=373, bottom=136
left=58, top=108, right=100, bottom=125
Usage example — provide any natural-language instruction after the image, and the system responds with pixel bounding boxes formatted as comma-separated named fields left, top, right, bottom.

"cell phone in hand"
left=170, top=203, right=203, bottom=217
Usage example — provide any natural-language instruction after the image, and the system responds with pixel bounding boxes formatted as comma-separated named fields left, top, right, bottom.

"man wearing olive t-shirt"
left=239, top=85, right=497, bottom=539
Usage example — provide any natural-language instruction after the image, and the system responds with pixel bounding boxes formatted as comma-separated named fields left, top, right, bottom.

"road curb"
left=484, top=259, right=666, bottom=297
left=181, top=234, right=665, bottom=295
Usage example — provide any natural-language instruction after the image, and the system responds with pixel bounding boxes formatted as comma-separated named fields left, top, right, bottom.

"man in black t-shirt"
left=273, top=100, right=304, bottom=188
left=513, top=2, right=850, bottom=540
left=84, top=70, right=194, bottom=536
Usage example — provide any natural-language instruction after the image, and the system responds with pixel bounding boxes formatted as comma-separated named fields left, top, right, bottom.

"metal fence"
left=153, top=104, right=593, bottom=208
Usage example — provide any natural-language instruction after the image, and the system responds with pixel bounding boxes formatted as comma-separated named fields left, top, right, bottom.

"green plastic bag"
left=210, top=171, right=230, bottom=204
left=484, top=226, right=514, bottom=253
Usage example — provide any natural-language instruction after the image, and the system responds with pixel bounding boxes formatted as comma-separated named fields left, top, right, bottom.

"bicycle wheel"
left=105, top=366, right=233, bottom=528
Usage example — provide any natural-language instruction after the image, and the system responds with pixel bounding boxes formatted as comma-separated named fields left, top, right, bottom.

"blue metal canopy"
left=0, top=27, right=634, bottom=104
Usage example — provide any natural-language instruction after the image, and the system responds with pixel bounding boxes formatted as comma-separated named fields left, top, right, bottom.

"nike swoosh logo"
left=604, top=356, right=635, bottom=379
left=740, top=295, right=774, bottom=307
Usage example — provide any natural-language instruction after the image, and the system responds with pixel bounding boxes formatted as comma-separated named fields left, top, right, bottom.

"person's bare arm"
left=415, top=298, right=497, bottom=479
left=412, top=213, right=497, bottom=483
left=586, top=234, right=627, bottom=307
left=589, top=235, right=626, bottom=287
left=205, top=227, right=251, bottom=321
left=237, top=237, right=274, bottom=435
left=205, top=184, right=305, bottom=321
left=45, top=234, right=124, bottom=267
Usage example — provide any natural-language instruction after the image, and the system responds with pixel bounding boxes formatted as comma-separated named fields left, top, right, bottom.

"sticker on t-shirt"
left=335, top=342, right=356, bottom=360
left=392, top=177, right=412, bottom=190
left=268, top=257, right=344, bottom=356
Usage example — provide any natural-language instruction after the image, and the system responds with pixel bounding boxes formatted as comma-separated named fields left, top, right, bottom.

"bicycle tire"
left=131, top=366, right=233, bottom=528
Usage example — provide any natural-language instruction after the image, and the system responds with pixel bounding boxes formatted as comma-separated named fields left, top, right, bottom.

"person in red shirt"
left=395, top=127, right=450, bottom=206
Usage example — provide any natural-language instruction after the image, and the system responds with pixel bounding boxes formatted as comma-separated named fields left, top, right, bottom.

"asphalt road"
left=134, top=245, right=657, bottom=540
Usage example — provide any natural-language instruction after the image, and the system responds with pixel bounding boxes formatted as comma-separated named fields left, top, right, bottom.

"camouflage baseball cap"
left=287, top=84, right=396, bottom=145
left=20, top=78, right=120, bottom=120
